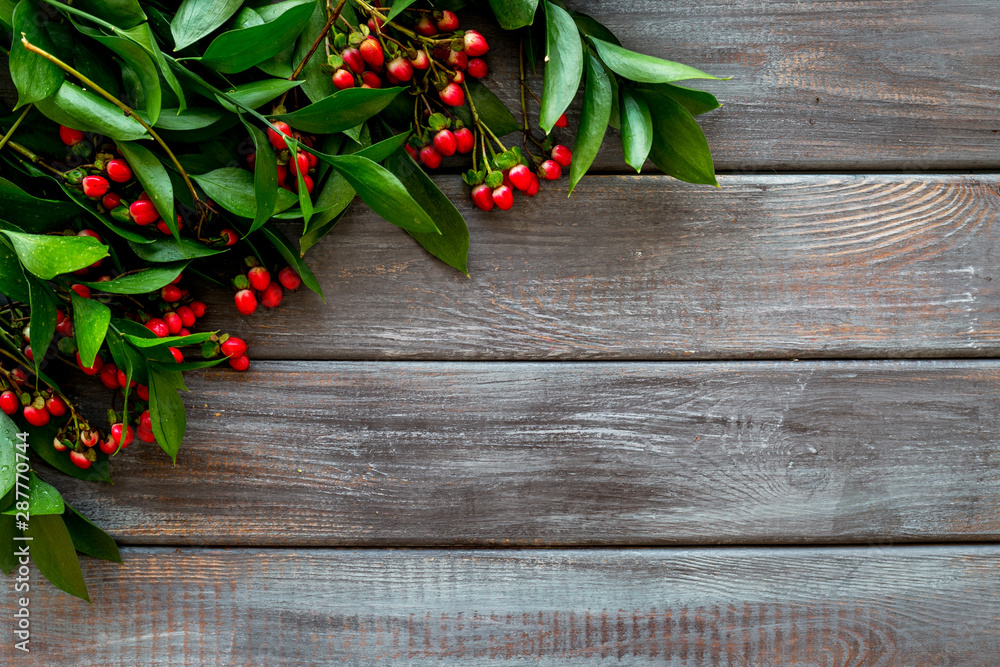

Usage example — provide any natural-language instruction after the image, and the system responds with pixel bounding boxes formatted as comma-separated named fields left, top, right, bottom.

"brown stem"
left=3, top=139, right=64, bottom=177
left=20, top=34, right=202, bottom=206
left=276, top=0, right=348, bottom=110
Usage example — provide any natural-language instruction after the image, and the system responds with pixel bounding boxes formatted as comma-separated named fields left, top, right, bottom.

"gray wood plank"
left=8, top=545, right=1000, bottom=665
left=198, top=174, right=1000, bottom=361
left=480, top=0, right=1000, bottom=171
left=53, top=359, right=1000, bottom=545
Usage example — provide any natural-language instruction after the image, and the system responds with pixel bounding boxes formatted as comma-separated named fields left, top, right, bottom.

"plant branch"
left=3, top=139, right=65, bottom=177
left=0, top=104, right=32, bottom=153
left=277, top=0, right=349, bottom=109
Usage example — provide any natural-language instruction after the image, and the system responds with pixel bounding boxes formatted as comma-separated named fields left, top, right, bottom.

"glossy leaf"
left=0, top=238, right=30, bottom=302
left=284, top=137, right=314, bottom=227
left=81, top=261, right=187, bottom=294
left=71, top=292, right=110, bottom=368
left=2, top=472, right=64, bottom=516
left=171, top=0, right=243, bottom=50
left=259, top=224, right=323, bottom=297
left=83, top=29, right=162, bottom=125
left=633, top=81, right=721, bottom=117
left=569, top=53, right=611, bottom=195
left=198, top=0, right=314, bottom=73
left=191, top=168, right=297, bottom=219
left=146, top=362, right=186, bottom=463
left=0, top=413, right=17, bottom=499
left=245, top=121, right=278, bottom=233
left=487, top=0, right=538, bottom=29
left=116, top=141, right=177, bottom=242
left=466, top=81, right=521, bottom=136
left=639, top=91, right=718, bottom=186
left=301, top=168, right=354, bottom=240
left=355, top=132, right=411, bottom=163
left=63, top=502, right=121, bottom=563
left=25, top=514, right=89, bottom=601
left=73, top=0, right=145, bottom=28
left=35, top=82, right=148, bottom=141
left=217, top=79, right=302, bottom=111
left=124, top=331, right=214, bottom=348
left=26, top=274, right=56, bottom=375
left=386, top=149, right=469, bottom=275
left=274, top=87, right=404, bottom=134
left=570, top=10, right=620, bottom=46
left=386, top=0, right=418, bottom=20
left=591, top=37, right=725, bottom=84
left=128, top=237, right=226, bottom=263
left=540, top=1, right=584, bottom=133
left=10, top=0, right=64, bottom=108
left=153, top=108, right=226, bottom=131
left=621, top=88, right=653, bottom=172
left=1, top=231, right=107, bottom=279
left=119, top=22, right=187, bottom=113
left=299, top=210, right=346, bottom=255
left=0, top=177, right=77, bottom=232
left=294, top=1, right=334, bottom=103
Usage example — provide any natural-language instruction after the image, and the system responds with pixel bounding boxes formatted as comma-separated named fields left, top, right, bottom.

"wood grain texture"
left=199, top=174, right=1000, bottom=361
left=7, top=545, right=1000, bottom=665
left=480, top=0, right=1000, bottom=171
left=51, top=359, right=1000, bottom=545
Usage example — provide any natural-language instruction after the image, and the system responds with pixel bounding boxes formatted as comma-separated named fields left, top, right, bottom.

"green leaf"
left=27, top=424, right=111, bottom=482
left=217, top=79, right=303, bottom=111
left=191, top=168, right=297, bottom=219
left=106, top=321, right=149, bottom=386
left=153, top=108, right=226, bottom=131
left=385, top=149, right=469, bottom=275
left=1, top=231, right=107, bottom=280
left=633, top=81, right=721, bottom=117
left=116, top=141, right=177, bottom=242
left=171, top=0, right=244, bottom=50
left=73, top=0, right=145, bottom=29
left=83, top=29, right=163, bottom=126
left=63, top=502, right=121, bottom=563
left=355, top=132, right=411, bottom=163
left=198, top=0, right=314, bottom=73
left=540, top=1, right=584, bottom=134
left=259, top=224, right=323, bottom=297
left=570, top=10, right=620, bottom=46
left=621, top=89, right=653, bottom=172
left=71, top=292, right=110, bottom=368
left=0, top=177, right=77, bottom=232
left=487, top=0, right=538, bottom=29
left=129, top=236, right=226, bottom=263
left=386, top=0, right=418, bottom=21
left=24, top=514, right=89, bottom=601
left=26, top=274, right=57, bottom=375
left=321, top=154, right=439, bottom=234
left=638, top=91, right=718, bottom=186
left=35, top=82, right=148, bottom=141
left=123, top=331, right=214, bottom=348
left=569, top=53, right=611, bottom=195
left=294, top=1, right=334, bottom=103
left=81, top=261, right=187, bottom=294
left=0, top=237, right=30, bottom=302
left=2, top=472, right=64, bottom=516
left=57, top=183, right=155, bottom=244
left=245, top=121, right=278, bottom=233
left=146, top=362, right=186, bottom=463
left=0, top=515, right=16, bottom=575
left=274, top=87, right=404, bottom=134
left=590, top=37, right=725, bottom=84
left=0, top=412, right=17, bottom=499
left=0, top=0, right=14, bottom=27
left=10, top=0, right=64, bottom=108
left=299, top=210, right=346, bottom=255
left=119, top=22, right=187, bottom=113
left=466, top=81, right=521, bottom=136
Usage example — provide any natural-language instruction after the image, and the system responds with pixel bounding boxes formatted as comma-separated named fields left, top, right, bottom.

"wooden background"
left=5, top=0, right=1000, bottom=663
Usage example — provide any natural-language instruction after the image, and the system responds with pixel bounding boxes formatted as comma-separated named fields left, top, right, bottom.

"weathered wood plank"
left=52, top=359, right=1000, bottom=545
left=9, top=545, right=1000, bottom=665
left=199, top=174, right=1000, bottom=360
left=481, top=0, right=1000, bottom=171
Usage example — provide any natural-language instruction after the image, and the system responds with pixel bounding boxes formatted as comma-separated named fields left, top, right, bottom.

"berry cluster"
left=255, top=121, right=320, bottom=195
left=230, top=257, right=302, bottom=322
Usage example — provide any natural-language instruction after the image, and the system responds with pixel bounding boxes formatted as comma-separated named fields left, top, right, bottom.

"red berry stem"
left=276, top=0, right=350, bottom=110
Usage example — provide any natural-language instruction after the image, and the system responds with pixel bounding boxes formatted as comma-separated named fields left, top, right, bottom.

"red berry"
left=59, top=125, right=84, bottom=146
left=163, top=311, right=182, bottom=335
left=10, top=369, right=27, bottom=385
left=116, top=369, right=136, bottom=389
left=467, top=58, right=489, bottom=79
left=179, top=328, right=191, bottom=337
left=332, top=68, right=355, bottom=90
left=80, top=430, right=99, bottom=448
left=492, top=185, right=514, bottom=211
left=136, top=384, right=149, bottom=401
left=247, top=152, right=256, bottom=170
left=247, top=266, right=271, bottom=291
left=447, top=50, right=468, bottom=71
left=176, top=305, right=196, bottom=328
left=110, top=423, right=134, bottom=448
left=471, top=183, right=494, bottom=211
left=539, top=159, right=562, bottom=180
left=221, top=336, right=247, bottom=358
left=432, top=129, right=458, bottom=157
left=276, top=164, right=288, bottom=188
left=367, top=16, right=383, bottom=31
left=99, top=437, right=119, bottom=455
left=508, top=164, right=533, bottom=191
left=361, top=71, right=382, bottom=89
left=554, top=112, right=568, bottom=128
left=71, top=284, right=91, bottom=299
left=100, top=362, right=119, bottom=389
left=463, top=30, right=489, bottom=56
left=451, top=71, right=465, bottom=85
left=386, top=57, right=413, bottom=83
left=359, top=37, right=384, bottom=68
left=234, top=289, right=257, bottom=316
left=161, top=284, right=182, bottom=302
left=140, top=410, right=152, bottom=432
left=53, top=437, right=68, bottom=452
left=130, top=199, right=159, bottom=225
left=525, top=173, right=540, bottom=196
left=278, top=266, right=301, bottom=290
left=190, top=301, right=207, bottom=318
left=341, top=47, right=364, bottom=74
left=289, top=151, right=310, bottom=177
left=106, top=159, right=133, bottom=183
left=410, top=50, right=430, bottom=70
left=169, top=347, right=183, bottom=363
left=551, top=144, right=573, bottom=167
left=229, top=354, right=250, bottom=371
left=0, top=391, right=18, bottom=415
left=145, top=318, right=169, bottom=338
left=268, top=121, right=293, bottom=150
left=23, top=405, right=50, bottom=427
left=45, top=395, right=67, bottom=417
left=261, top=282, right=283, bottom=308
left=23, top=345, right=33, bottom=362
left=405, top=143, right=418, bottom=160
left=101, top=193, right=121, bottom=210
left=454, top=127, right=474, bottom=154
left=70, top=450, right=92, bottom=469
left=438, top=83, right=464, bottom=107
left=81, top=175, right=109, bottom=198
left=415, top=15, right=437, bottom=36
left=220, top=228, right=239, bottom=247
left=436, top=10, right=459, bottom=31
left=419, top=145, right=442, bottom=169
left=137, top=426, right=156, bottom=443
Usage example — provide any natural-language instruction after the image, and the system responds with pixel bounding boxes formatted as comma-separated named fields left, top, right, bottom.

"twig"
left=3, top=139, right=65, bottom=177
left=276, top=0, right=349, bottom=110
left=0, top=104, right=32, bottom=152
